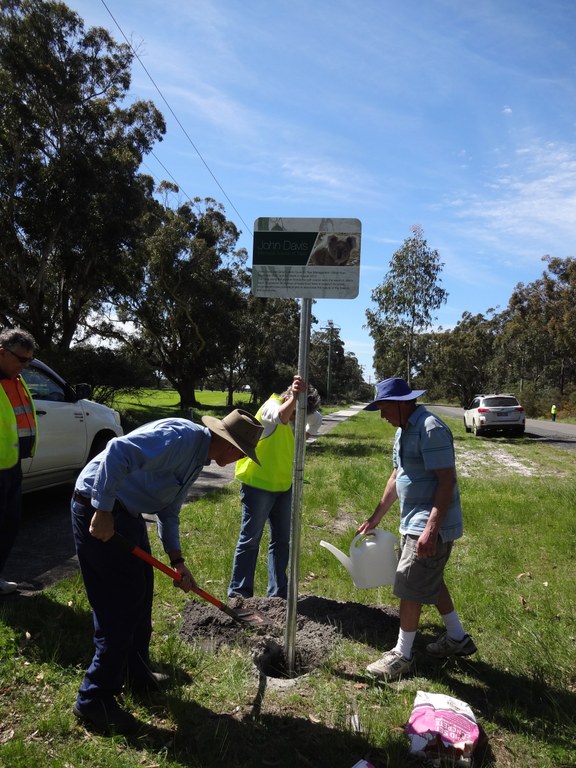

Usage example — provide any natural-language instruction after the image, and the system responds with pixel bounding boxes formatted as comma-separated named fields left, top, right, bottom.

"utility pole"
left=321, top=320, right=340, bottom=403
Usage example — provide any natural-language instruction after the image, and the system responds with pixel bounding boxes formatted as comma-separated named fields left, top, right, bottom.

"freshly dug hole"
left=179, top=594, right=399, bottom=678
left=250, top=637, right=319, bottom=678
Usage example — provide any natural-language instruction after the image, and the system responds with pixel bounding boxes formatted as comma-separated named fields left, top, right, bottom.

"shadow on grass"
left=297, top=594, right=399, bottom=650
left=0, top=591, right=94, bottom=667
left=5, top=593, right=395, bottom=767
left=0, top=593, right=189, bottom=688
left=425, top=653, right=576, bottom=758
left=308, top=435, right=380, bottom=459
left=330, top=632, right=575, bottom=767
left=119, top=402, right=260, bottom=433
left=122, top=693, right=385, bottom=768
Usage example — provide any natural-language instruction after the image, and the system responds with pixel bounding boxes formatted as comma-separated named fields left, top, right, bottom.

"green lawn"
left=113, top=388, right=346, bottom=431
left=1, top=408, right=574, bottom=767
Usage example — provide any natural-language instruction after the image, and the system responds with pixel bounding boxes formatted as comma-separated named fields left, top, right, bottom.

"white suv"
left=463, top=393, right=525, bottom=437
left=21, top=359, right=124, bottom=492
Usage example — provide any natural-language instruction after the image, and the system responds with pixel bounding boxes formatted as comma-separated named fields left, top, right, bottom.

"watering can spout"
left=319, top=540, right=353, bottom=576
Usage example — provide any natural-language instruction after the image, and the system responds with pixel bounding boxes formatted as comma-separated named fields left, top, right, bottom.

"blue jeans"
left=228, top=483, right=292, bottom=598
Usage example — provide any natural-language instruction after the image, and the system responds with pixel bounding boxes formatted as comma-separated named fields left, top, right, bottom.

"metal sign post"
left=284, top=297, right=311, bottom=676
left=251, top=217, right=361, bottom=678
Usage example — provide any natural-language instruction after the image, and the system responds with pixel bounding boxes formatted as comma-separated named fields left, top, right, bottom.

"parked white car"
left=463, top=393, right=525, bottom=437
left=21, top=359, right=123, bottom=492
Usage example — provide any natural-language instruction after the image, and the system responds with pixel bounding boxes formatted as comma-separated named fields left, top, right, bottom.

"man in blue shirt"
left=71, top=409, right=263, bottom=734
left=359, top=378, right=476, bottom=681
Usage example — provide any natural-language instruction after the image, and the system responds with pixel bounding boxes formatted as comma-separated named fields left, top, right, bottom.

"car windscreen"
left=483, top=397, right=519, bottom=408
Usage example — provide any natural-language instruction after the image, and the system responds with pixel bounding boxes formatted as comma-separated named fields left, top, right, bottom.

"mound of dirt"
left=179, top=594, right=399, bottom=678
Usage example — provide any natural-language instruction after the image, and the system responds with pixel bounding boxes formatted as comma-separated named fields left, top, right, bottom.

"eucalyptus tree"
left=339, top=351, right=369, bottom=400
left=366, top=225, right=447, bottom=383
left=493, top=281, right=550, bottom=393
left=540, top=256, right=576, bottom=394
left=308, top=324, right=365, bottom=402
left=118, top=194, right=250, bottom=410
left=236, top=295, right=302, bottom=404
left=422, top=312, right=497, bottom=405
left=0, top=0, right=164, bottom=350
left=472, top=256, right=576, bottom=418
left=366, top=321, right=407, bottom=382
left=309, top=325, right=345, bottom=402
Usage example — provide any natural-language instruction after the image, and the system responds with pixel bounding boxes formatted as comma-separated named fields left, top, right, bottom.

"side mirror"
left=75, top=383, right=92, bottom=400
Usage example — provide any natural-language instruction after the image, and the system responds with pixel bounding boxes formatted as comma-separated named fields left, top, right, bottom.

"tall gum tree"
left=366, top=225, right=447, bottom=383
left=0, top=0, right=165, bottom=351
left=118, top=194, right=249, bottom=410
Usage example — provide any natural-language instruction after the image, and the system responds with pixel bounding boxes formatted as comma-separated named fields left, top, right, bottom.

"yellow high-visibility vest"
left=235, top=395, right=294, bottom=492
left=0, top=376, right=37, bottom=468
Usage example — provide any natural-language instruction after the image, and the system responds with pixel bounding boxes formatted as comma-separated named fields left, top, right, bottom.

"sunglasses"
left=5, top=348, right=34, bottom=365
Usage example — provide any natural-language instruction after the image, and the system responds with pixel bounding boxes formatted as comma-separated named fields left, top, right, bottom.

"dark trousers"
left=0, top=463, right=22, bottom=574
left=71, top=498, right=154, bottom=705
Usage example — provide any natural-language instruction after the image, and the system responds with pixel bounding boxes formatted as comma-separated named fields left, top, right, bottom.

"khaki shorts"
left=393, top=534, right=453, bottom=604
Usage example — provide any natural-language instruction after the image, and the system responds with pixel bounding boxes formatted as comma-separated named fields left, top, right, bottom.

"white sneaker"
left=0, top=578, right=18, bottom=595
left=366, top=649, right=413, bottom=681
left=426, top=631, right=477, bottom=658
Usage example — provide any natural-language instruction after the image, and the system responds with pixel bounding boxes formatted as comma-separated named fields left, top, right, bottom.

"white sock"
left=442, top=610, right=465, bottom=641
left=394, top=629, right=416, bottom=659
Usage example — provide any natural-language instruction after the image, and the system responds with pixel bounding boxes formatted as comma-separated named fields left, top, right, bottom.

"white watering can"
left=320, top=529, right=398, bottom=588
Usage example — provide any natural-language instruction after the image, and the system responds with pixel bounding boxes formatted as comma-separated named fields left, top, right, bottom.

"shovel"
left=111, top=533, right=270, bottom=629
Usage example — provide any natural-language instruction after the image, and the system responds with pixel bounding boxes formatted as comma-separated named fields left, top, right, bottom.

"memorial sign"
left=252, top=217, right=361, bottom=299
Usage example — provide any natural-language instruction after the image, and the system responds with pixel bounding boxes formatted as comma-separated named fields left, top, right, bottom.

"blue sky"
left=65, top=0, right=576, bottom=381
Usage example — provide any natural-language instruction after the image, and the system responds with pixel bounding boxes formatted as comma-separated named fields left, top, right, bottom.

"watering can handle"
left=351, top=530, right=376, bottom=548
left=352, top=529, right=398, bottom=548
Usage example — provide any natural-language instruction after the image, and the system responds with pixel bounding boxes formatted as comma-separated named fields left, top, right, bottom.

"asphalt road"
left=3, top=405, right=365, bottom=594
left=428, top=404, right=576, bottom=449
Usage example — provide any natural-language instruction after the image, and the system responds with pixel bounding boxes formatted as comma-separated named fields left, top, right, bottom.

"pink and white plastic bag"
left=405, top=691, right=479, bottom=766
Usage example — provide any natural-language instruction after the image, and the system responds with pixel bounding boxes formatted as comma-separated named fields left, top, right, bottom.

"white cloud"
left=448, top=139, right=576, bottom=257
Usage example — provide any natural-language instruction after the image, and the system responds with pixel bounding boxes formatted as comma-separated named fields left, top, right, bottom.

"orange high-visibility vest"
left=0, top=376, right=37, bottom=468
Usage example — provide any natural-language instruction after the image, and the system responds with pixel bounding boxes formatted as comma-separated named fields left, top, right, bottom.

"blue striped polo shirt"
left=393, top=405, right=463, bottom=542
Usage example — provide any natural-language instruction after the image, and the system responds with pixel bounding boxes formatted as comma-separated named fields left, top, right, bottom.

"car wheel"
left=464, top=418, right=471, bottom=434
left=472, top=421, right=483, bottom=437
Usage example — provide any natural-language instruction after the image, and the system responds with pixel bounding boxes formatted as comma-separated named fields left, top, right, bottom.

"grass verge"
left=1, top=407, right=575, bottom=767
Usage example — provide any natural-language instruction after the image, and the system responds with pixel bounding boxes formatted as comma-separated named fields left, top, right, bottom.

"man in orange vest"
left=0, top=328, right=37, bottom=595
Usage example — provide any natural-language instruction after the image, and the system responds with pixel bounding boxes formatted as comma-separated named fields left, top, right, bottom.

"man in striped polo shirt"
left=358, top=377, right=476, bottom=681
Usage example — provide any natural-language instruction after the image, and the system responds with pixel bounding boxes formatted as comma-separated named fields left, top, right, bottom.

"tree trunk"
left=177, top=383, right=199, bottom=411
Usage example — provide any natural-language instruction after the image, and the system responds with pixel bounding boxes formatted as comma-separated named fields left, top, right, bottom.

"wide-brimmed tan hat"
left=202, top=409, right=263, bottom=465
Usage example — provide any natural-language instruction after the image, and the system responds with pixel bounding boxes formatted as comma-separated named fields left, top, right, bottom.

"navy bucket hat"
left=365, top=377, right=426, bottom=410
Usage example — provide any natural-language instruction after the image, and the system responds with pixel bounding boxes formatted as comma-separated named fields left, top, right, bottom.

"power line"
left=149, top=149, right=193, bottom=199
left=98, top=0, right=252, bottom=235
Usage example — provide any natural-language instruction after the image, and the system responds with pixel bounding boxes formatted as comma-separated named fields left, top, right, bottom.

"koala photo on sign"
left=307, top=233, right=360, bottom=267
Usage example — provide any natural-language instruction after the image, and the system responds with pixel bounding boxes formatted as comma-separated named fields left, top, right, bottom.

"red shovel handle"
left=112, top=532, right=183, bottom=581
left=111, top=532, right=228, bottom=612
